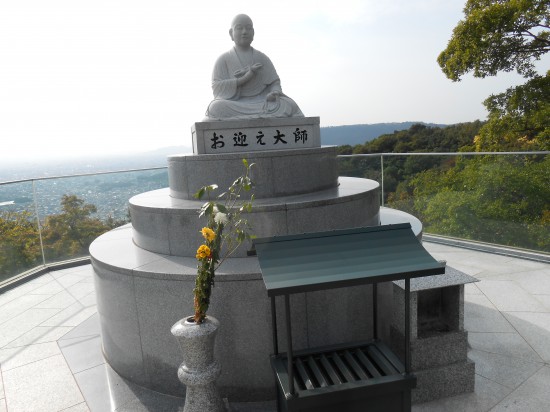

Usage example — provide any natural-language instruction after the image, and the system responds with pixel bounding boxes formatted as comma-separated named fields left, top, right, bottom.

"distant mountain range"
left=0, top=122, right=446, bottom=182
left=320, top=122, right=446, bottom=146
left=124, top=122, right=448, bottom=158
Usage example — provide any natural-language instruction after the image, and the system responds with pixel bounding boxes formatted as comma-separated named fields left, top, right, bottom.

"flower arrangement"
left=192, top=159, right=255, bottom=324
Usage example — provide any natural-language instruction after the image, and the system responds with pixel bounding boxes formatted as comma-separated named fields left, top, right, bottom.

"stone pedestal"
left=171, top=316, right=226, bottom=412
left=391, top=266, right=478, bottom=403
left=89, top=116, right=439, bottom=402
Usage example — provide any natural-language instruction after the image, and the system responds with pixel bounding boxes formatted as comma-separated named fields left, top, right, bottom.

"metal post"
left=271, top=296, right=279, bottom=355
left=405, top=278, right=411, bottom=374
left=373, top=283, right=378, bottom=340
left=32, top=180, right=46, bottom=266
left=380, top=155, right=385, bottom=207
left=284, top=294, right=295, bottom=396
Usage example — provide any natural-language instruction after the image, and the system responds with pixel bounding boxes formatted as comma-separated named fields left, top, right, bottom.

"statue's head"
left=229, top=14, right=254, bottom=48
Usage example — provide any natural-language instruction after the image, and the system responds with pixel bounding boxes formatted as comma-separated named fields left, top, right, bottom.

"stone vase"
left=171, top=316, right=226, bottom=412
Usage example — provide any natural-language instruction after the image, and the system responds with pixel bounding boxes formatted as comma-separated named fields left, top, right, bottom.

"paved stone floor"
left=0, top=242, right=549, bottom=411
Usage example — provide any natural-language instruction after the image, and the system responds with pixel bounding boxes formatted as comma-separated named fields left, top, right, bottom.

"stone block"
left=412, top=360, right=476, bottom=404
left=192, top=117, right=320, bottom=154
left=390, top=326, right=469, bottom=370
left=168, top=147, right=338, bottom=200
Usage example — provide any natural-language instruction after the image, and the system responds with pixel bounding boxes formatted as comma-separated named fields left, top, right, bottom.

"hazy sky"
left=1, top=0, right=548, bottom=161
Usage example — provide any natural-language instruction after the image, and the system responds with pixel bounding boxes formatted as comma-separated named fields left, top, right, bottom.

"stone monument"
left=89, top=13, right=473, bottom=404
left=204, top=14, right=303, bottom=121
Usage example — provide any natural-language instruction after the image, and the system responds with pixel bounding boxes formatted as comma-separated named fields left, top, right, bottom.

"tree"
left=438, top=0, right=549, bottom=80
left=476, top=73, right=550, bottom=150
left=0, top=210, right=41, bottom=280
left=404, top=155, right=550, bottom=250
left=438, top=0, right=549, bottom=150
left=41, top=194, right=115, bottom=261
left=0, top=195, right=125, bottom=281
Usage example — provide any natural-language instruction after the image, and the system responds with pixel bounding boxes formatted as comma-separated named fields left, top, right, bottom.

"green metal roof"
left=254, top=223, right=445, bottom=296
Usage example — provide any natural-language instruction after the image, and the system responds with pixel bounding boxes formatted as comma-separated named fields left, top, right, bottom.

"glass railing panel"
left=411, top=153, right=549, bottom=253
left=339, top=152, right=549, bottom=253
left=338, top=154, right=383, bottom=204
left=32, top=168, right=168, bottom=265
left=0, top=180, right=44, bottom=283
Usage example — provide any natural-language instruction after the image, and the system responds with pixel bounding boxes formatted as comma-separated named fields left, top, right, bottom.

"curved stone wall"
left=90, top=144, right=405, bottom=401
left=168, top=147, right=338, bottom=200
left=130, top=177, right=380, bottom=257
left=91, top=225, right=375, bottom=400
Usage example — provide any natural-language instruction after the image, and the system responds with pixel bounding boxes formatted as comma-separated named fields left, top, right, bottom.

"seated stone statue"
left=204, top=14, right=304, bottom=121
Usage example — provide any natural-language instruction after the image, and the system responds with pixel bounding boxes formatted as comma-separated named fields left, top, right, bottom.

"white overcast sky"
left=1, top=0, right=548, bottom=161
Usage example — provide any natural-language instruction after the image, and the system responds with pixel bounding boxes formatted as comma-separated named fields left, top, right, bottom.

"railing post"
left=32, top=180, right=46, bottom=266
left=380, top=154, right=385, bottom=207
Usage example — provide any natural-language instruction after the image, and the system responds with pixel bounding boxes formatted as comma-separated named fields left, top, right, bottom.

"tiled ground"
left=0, top=242, right=549, bottom=411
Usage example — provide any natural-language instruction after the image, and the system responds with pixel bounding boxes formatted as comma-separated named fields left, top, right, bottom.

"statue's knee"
left=206, top=100, right=224, bottom=117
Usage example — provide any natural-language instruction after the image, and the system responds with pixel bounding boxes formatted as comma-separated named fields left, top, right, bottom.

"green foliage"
left=476, top=72, right=550, bottom=150
left=0, top=210, right=41, bottom=281
left=438, top=0, right=550, bottom=81
left=338, top=122, right=484, bottom=196
left=0, top=195, right=123, bottom=282
left=335, top=120, right=549, bottom=252
left=408, top=156, right=550, bottom=250
left=192, top=159, right=255, bottom=323
left=41, top=195, right=118, bottom=261
left=438, top=1, right=549, bottom=150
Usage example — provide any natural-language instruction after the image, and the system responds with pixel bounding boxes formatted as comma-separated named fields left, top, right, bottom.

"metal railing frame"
left=1, top=166, right=168, bottom=269
left=1, top=152, right=548, bottom=288
left=338, top=151, right=549, bottom=206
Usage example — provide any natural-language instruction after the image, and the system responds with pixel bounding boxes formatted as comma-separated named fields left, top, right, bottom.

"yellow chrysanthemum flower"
left=201, top=227, right=216, bottom=242
left=196, top=244, right=211, bottom=260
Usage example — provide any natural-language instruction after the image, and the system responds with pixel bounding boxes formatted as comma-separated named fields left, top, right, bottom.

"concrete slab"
left=3, top=326, right=72, bottom=349
left=468, top=332, right=544, bottom=362
left=65, top=281, right=96, bottom=301
left=464, top=283, right=483, bottom=295
left=27, top=280, right=65, bottom=295
left=411, top=374, right=512, bottom=412
left=503, top=312, right=550, bottom=362
left=74, top=362, right=184, bottom=412
left=0, top=341, right=61, bottom=372
left=33, top=290, right=78, bottom=309
left=464, top=294, right=516, bottom=333
left=58, top=335, right=104, bottom=374
left=3, top=355, right=84, bottom=412
left=0, top=294, right=51, bottom=325
left=491, top=366, right=550, bottom=411
left=0, top=369, right=4, bottom=399
left=59, top=312, right=101, bottom=340
left=504, top=269, right=550, bottom=295
left=0, top=278, right=55, bottom=307
left=0, top=308, right=62, bottom=349
left=54, top=273, right=88, bottom=288
left=533, top=294, right=550, bottom=310
left=39, top=301, right=97, bottom=328
left=467, top=349, right=543, bottom=389
left=60, top=402, right=90, bottom=412
left=476, top=280, right=547, bottom=312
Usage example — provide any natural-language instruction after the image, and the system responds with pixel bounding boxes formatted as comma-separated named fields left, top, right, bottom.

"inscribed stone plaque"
left=192, top=117, right=320, bottom=154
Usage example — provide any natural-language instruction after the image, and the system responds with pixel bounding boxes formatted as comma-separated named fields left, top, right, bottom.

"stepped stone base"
left=130, top=177, right=380, bottom=257
left=413, top=360, right=476, bottom=403
left=390, top=268, right=478, bottom=403
left=390, top=327, right=475, bottom=403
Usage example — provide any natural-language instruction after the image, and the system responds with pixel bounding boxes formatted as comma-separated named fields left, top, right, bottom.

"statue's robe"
left=204, top=47, right=303, bottom=120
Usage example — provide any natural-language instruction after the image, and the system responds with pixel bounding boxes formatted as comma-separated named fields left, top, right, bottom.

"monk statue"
left=204, top=14, right=304, bottom=121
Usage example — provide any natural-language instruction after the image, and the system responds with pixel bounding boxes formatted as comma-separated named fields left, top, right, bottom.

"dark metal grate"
left=288, top=344, right=402, bottom=391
